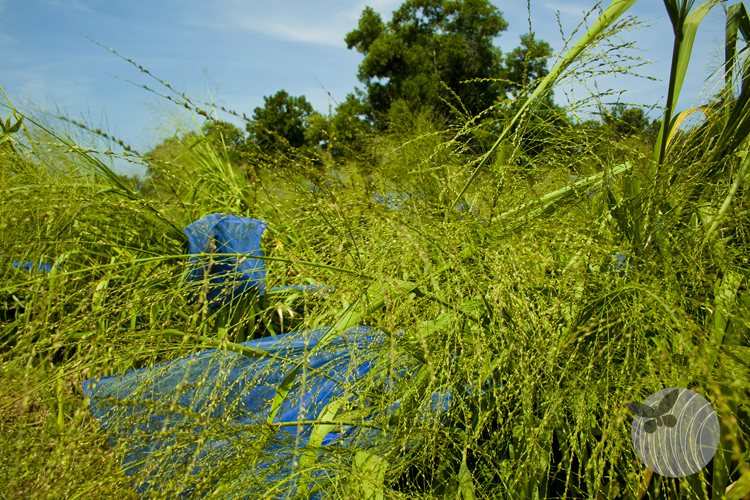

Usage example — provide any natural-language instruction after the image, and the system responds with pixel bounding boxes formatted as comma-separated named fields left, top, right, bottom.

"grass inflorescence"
left=2, top=1, right=750, bottom=498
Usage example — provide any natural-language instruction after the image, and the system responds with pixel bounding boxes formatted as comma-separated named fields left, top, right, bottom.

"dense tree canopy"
left=499, top=32, right=554, bottom=99
left=201, top=119, right=249, bottom=166
left=602, top=103, right=656, bottom=140
left=345, top=0, right=509, bottom=123
left=245, top=90, right=316, bottom=153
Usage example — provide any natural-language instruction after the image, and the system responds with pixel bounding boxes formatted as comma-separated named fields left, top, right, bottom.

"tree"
left=246, top=90, right=315, bottom=154
left=602, top=103, right=651, bottom=139
left=201, top=119, right=250, bottom=166
left=345, top=0, right=509, bottom=125
left=499, top=32, right=554, bottom=99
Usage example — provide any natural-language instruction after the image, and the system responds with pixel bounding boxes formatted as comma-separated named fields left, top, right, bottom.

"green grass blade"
left=726, top=470, right=750, bottom=500
left=266, top=364, right=301, bottom=425
left=654, top=0, right=720, bottom=172
left=701, top=148, right=750, bottom=248
left=492, top=163, right=633, bottom=226
left=706, top=269, right=745, bottom=371
left=296, top=399, right=344, bottom=498
left=353, top=451, right=389, bottom=500
left=457, top=455, right=477, bottom=500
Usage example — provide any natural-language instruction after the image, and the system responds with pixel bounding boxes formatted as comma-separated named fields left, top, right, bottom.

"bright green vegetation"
left=2, top=0, right=750, bottom=498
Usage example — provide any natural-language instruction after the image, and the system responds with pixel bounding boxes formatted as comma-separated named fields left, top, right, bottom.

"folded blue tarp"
left=184, top=214, right=329, bottom=309
left=83, top=325, right=435, bottom=498
left=82, top=213, right=450, bottom=498
left=83, top=325, right=453, bottom=499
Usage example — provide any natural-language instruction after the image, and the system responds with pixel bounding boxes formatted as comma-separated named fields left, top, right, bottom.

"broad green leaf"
left=725, top=470, right=750, bottom=500
left=266, top=364, right=301, bottom=425
left=353, top=451, right=389, bottom=500
left=457, top=456, right=477, bottom=500
left=296, top=399, right=344, bottom=498
left=654, top=0, right=720, bottom=170
left=492, top=163, right=633, bottom=228
left=725, top=3, right=750, bottom=92
left=666, top=107, right=711, bottom=147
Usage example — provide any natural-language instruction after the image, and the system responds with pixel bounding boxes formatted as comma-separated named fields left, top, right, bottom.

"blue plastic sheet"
left=81, top=213, right=450, bottom=498
left=184, top=214, right=269, bottom=307
left=184, top=214, right=329, bottom=310
left=12, top=261, right=59, bottom=273
left=83, top=325, right=446, bottom=498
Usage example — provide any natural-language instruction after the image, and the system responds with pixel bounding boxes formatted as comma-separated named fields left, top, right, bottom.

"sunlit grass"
left=1, top=1, right=750, bottom=498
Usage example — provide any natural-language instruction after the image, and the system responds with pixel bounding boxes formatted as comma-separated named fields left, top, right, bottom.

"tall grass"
left=1, top=0, right=750, bottom=498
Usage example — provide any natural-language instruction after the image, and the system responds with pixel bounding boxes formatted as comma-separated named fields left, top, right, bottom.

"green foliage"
left=246, top=90, right=316, bottom=154
left=345, top=0, right=509, bottom=124
left=5, top=0, right=750, bottom=498
left=200, top=119, right=250, bottom=166
left=498, top=32, right=553, bottom=99
left=328, top=92, right=374, bottom=159
left=602, top=103, right=659, bottom=143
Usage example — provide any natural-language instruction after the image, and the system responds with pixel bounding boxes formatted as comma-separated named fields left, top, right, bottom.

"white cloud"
left=183, top=1, right=405, bottom=48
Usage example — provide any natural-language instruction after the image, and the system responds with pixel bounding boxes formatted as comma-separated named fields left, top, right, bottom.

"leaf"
left=725, top=3, right=750, bottom=92
left=494, top=163, right=633, bottom=229
left=666, top=107, right=711, bottom=148
left=296, top=399, right=344, bottom=497
left=654, top=0, right=720, bottom=169
left=701, top=148, right=750, bottom=248
left=5, top=116, right=22, bottom=135
left=725, top=470, right=750, bottom=500
left=266, top=364, right=301, bottom=425
left=706, top=269, right=745, bottom=371
left=353, top=451, right=389, bottom=500
left=457, top=456, right=477, bottom=500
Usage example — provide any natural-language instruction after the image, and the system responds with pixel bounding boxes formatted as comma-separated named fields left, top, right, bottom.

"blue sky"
left=0, top=0, right=739, bottom=176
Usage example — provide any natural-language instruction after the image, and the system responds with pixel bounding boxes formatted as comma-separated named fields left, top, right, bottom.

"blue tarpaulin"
left=82, top=324, right=437, bottom=498
left=81, top=213, right=451, bottom=498
left=184, top=214, right=328, bottom=309
left=184, top=214, right=269, bottom=307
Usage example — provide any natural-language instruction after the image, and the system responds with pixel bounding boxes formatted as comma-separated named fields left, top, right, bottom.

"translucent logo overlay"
left=626, top=387, right=720, bottom=478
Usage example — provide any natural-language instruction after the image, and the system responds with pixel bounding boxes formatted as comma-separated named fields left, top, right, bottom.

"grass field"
left=2, top=0, right=750, bottom=498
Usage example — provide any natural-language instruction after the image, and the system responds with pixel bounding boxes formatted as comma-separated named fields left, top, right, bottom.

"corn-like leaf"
left=266, top=364, right=301, bottom=425
left=725, top=3, right=750, bottom=92
left=654, top=0, right=720, bottom=171
left=353, top=451, right=389, bottom=500
left=725, top=470, right=750, bottom=500
left=450, top=0, right=638, bottom=210
left=296, top=399, right=344, bottom=497
left=666, top=107, right=712, bottom=147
